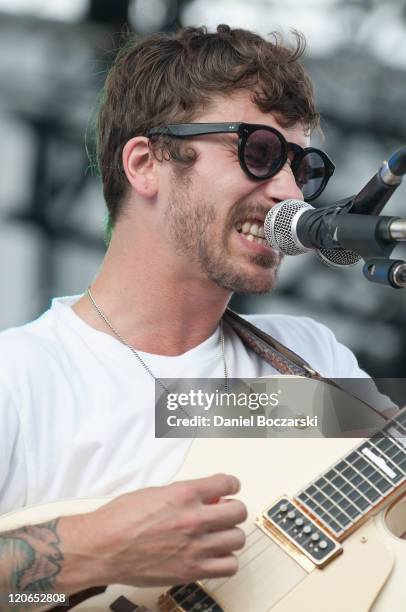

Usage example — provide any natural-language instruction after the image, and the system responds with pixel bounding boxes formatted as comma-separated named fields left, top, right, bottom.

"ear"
left=122, top=136, right=158, bottom=198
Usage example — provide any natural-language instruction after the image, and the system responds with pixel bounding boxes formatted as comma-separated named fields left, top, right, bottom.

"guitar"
left=1, top=403, right=405, bottom=611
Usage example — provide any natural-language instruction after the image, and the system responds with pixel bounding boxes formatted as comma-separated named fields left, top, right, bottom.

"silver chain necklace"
left=86, top=287, right=229, bottom=392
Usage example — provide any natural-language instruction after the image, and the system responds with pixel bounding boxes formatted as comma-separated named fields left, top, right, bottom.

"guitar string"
left=160, top=526, right=261, bottom=612
left=152, top=527, right=251, bottom=612
left=124, top=415, right=406, bottom=610
left=196, top=538, right=277, bottom=611
left=158, top=498, right=402, bottom=612
left=159, top=423, right=406, bottom=612
left=161, top=525, right=276, bottom=612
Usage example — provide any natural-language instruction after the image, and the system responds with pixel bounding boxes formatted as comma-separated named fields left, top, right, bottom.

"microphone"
left=264, top=146, right=406, bottom=267
left=264, top=199, right=406, bottom=264
left=264, top=147, right=406, bottom=267
left=264, top=200, right=360, bottom=267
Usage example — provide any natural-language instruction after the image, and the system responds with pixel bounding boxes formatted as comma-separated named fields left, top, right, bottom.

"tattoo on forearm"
left=0, top=519, right=63, bottom=593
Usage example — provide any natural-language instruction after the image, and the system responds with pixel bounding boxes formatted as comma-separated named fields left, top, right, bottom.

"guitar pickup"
left=257, top=497, right=342, bottom=568
left=158, top=583, right=224, bottom=611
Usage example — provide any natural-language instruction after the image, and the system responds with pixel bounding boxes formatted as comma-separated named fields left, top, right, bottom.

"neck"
left=72, top=223, right=232, bottom=356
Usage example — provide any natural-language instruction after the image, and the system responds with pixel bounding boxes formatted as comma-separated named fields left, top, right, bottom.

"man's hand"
left=60, top=473, right=247, bottom=589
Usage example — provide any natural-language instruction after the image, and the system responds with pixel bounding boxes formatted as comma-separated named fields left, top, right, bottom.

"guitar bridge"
left=257, top=496, right=342, bottom=569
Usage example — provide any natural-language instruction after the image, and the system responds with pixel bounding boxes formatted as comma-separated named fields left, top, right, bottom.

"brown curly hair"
left=96, top=24, right=319, bottom=228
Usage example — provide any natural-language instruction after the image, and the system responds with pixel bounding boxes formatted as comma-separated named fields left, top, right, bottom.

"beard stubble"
left=164, top=175, right=281, bottom=294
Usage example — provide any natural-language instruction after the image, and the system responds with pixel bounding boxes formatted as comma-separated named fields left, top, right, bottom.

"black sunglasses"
left=147, top=122, right=335, bottom=201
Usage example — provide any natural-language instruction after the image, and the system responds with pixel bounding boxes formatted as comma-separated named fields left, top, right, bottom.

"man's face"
left=161, top=92, right=308, bottom=294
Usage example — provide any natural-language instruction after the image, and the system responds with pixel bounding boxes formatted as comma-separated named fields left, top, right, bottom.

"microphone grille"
left=317, top=248, right=361, bottom=267
left=264, top=199, right=313, bottom=255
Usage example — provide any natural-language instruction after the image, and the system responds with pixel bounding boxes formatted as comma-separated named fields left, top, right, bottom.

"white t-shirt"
left=0, top=296, right=371, bottom=514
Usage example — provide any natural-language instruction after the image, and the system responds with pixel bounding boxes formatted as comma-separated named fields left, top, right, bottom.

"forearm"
left=0, top=475, right=246, bottom=601
left=0, top=513, right=105, bottom=599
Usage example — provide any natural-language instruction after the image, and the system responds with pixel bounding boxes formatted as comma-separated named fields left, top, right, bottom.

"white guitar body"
left=1, top=436, right=405, bottom=611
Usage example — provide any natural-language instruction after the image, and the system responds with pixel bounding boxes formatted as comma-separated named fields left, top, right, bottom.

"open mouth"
left=235, top=219, right=268, bottom=246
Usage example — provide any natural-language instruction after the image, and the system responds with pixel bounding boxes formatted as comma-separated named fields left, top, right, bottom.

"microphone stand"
left=328, top=213, right=406, bottom=288
left=360, top=217, right=406, bottom=289
left=321, top=146, right=406, bottom=288
left=363, top=258, right=406, bottom=288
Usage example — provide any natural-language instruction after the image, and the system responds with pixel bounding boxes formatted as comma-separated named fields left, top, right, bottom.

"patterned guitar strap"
left=222, top=308, right=390, bottom=422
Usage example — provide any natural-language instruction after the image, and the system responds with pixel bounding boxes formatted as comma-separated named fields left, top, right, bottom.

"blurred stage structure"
left=0, top=0, right=405, bottom=378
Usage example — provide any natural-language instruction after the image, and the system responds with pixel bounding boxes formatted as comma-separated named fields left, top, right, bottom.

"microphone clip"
left=363, top=258, right=406, bottom=289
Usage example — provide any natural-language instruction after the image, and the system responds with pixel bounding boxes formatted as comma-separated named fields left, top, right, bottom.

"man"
left=0, top=24, right=377, bottom=597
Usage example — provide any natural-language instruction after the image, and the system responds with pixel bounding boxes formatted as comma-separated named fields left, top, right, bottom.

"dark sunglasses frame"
left=148, top=122, right=335, bottom=201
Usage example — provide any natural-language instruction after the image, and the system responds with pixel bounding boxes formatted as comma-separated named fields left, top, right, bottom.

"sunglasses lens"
left=244, top=129, right=283, bottom=177
left=295, top=151, right=327, bottom=200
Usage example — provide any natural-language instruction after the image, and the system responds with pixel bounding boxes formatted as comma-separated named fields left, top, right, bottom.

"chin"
left=240, top=261, right=280, bottom=293
left=234, top=276, right=277, bottom=295
left=211, top=266, right=279, bottom=295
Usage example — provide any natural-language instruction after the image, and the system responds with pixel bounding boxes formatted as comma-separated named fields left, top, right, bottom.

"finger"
left=198, top=554, right=239, bottom=578
left=200, top=499, right=248, bottom=530
left=208, top=494, right=243, bottom=504
left=198, top=528, right=246, bottom=557
left=191, top=473, right=240, bottom=503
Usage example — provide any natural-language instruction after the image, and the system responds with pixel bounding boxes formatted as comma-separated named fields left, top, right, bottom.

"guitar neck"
left=295, top=407, right=406, bottom=540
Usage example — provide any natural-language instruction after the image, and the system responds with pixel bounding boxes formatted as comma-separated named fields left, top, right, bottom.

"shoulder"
left=0, top=297, right=79, bottom=385
left=0, top=308, right=58, bottom=365
left=242, top=312, right=367, bottom=378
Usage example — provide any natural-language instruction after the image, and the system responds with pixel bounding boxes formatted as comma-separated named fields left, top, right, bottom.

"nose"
left=261, top=162, right=303, bottom=203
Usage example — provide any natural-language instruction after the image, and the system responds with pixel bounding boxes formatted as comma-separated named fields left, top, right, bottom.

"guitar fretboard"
left=296, top=408, right=406, bottom=537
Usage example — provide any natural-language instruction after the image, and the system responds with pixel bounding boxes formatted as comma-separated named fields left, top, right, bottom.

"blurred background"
left=0, top=0, right=405, bottom=379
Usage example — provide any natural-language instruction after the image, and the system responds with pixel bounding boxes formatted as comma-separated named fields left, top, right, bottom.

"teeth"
left=242, top=235, right=267, bottom=245
left=236, top=220, right=267, bottom=243
left=238, top=221, right=265, bottom=233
